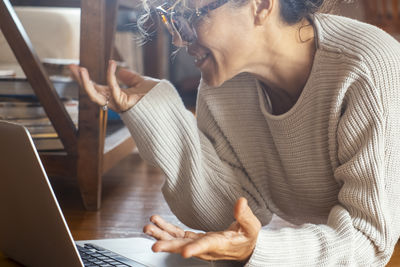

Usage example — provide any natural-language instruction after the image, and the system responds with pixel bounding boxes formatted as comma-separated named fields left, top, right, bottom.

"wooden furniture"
left=364, top=0, right=400, bottom=33
left=0, top=0, right=168, bottom=210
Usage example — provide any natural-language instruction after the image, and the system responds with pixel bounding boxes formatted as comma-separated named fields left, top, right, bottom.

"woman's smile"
left=187, top=43, right=213, bottom=69
left=193, top=52, right=210, bottom=68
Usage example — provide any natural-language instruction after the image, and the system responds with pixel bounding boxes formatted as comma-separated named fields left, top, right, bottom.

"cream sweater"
left=121, top=14, right=400, bottom=266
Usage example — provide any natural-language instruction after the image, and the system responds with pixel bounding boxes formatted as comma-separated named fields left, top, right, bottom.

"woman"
left=70, top=0, right=400, bottom=265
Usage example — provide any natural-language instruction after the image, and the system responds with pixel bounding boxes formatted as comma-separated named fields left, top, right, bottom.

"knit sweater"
left=120, top=14, right=400, bottom=266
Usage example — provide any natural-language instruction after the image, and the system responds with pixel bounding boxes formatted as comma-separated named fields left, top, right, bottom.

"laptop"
left=0, top=120, right=210, bottom=267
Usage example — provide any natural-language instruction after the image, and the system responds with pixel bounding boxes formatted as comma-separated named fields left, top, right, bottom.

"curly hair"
left=136, top=0, right=341, bottom=42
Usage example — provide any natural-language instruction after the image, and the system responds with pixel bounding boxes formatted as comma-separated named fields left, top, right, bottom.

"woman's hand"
left=69, top=60, right=159, bottom=112
left=143, top=197, right=261, bottom=262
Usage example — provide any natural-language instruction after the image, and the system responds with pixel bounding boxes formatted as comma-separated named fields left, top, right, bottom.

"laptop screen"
left=0, top=121, right=83, bottom=267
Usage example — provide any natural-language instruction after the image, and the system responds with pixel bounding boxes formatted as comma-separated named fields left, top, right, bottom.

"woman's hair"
left=136, top=0, right=340, bottom=42
left=279, top=0, right=339, bottom=24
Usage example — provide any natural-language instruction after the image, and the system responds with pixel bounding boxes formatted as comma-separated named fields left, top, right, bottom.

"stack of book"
left=0, top=73, right=79, bottom=151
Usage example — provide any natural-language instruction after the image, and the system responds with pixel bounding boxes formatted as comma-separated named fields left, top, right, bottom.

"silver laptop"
left=0, top=120, right=209, bottom=267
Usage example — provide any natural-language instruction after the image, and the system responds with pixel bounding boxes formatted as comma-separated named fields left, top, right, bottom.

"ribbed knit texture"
left=121, top=14, right=400, bottom=266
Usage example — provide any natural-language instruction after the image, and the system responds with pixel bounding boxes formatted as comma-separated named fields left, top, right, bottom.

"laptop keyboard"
left=77, top=243, right=147, bottom=267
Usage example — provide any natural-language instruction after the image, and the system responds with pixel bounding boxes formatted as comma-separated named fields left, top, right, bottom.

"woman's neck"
left=250, top=18, right=317, bottom=114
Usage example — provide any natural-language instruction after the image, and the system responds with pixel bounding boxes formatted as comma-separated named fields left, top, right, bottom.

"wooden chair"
left=0, top=0, right=168, bottom=210
left=364, top=0, right=400, bottom=33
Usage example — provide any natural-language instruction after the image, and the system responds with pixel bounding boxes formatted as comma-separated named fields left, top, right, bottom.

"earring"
left=298, top=23, right=313, bottom=43
left=256, top=12, right=266, bottom=24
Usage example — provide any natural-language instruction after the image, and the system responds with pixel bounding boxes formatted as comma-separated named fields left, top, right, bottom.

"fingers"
left=147, top=201, right=261, bottom=262
left=151, top=232, right=227, bottom=261
left=143, top=215, right=205, bottom=244
left=143, top=223, right=175, bottom=241
left=117, top=67, right=143, bottom=87
left=234, top=198, right=261, bottom=237
left=152, top=239, right=193, bottom=254
left=181, top=233, right=224, bottom=258
left=80, top=68, right=108, bottom=106
left=150, top=215, right=186, bottom=238
left=107, top=60, right=123, bottom=105
left=68, top=64, right=83, bottom=87
left=184, top=231, right=205, bottom=239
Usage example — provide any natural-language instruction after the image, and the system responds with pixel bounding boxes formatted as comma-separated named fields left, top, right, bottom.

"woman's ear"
left=253, top=0, right=272, bottom=25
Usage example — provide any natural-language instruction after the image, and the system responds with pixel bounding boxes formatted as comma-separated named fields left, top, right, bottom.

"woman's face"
left=186, top=0, right=257, bottom=87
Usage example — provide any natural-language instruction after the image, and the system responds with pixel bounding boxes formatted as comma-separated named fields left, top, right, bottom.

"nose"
left=186, top=42, right=200, bottom=57
left=172, top=34, right=186, bottom=47
left=171, top=33, right=194, bottom=48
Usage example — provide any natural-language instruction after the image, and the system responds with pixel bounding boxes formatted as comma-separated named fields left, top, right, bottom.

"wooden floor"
left=391, top=245, right=400, bottom=267
left=52, top=152, right=182, bottom=241
left=1, top=152, right=399, bottom=265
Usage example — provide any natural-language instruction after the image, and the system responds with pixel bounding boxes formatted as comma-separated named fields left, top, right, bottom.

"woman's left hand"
left=143, top=197, right=261, bottom=262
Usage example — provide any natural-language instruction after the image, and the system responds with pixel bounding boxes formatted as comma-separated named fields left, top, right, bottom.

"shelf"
left=103, top=120, right=136, bottom=173
left=103, top=126, right=135, bottom=173
left=39, top=122, right=135, bottom=177
left=104, top=121, right=132, bottom=153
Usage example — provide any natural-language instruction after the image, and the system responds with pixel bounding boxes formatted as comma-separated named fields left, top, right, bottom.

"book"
left=0, top=70, right=16, bottom=78
left=1, top=96, right=78, bottom=151
left=31, top=132, right=58, bottom=139
left=0, top=72, right=78, bottom=151
left=32, top=137, right=64, bottom=151
left=0, top=99, right=47, bottom=120
left=0, top=97, right=78, bottom=122
left=9, top=117, right=53, bottom=128
left=27, top=124, right=56, bottom=136
left=0, top=76, right=79, bottom=99
left=42, top=58, right=79, bottom=77
left=3, top=115, right=64, bottom=151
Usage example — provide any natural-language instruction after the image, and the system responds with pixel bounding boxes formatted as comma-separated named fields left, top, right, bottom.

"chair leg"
left=77, top=152, right=102, bottom=210
left=77, top=0, right=118, bottom=210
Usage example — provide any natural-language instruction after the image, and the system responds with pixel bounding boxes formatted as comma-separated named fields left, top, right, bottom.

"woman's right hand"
left=69, top=60, right=160, bottom=112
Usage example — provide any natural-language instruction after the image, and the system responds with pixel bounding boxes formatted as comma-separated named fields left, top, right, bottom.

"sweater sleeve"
left=246, top=77, right=398, bottom=266
left=120, top=80, right=272, bottom=231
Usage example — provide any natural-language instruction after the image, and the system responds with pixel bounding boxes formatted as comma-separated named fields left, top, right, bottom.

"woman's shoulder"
left=312, top=14, right=400, bottom=116
left=313, top=13, right=400, bottom=90
left=314, top=13, right=400, bottom=65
